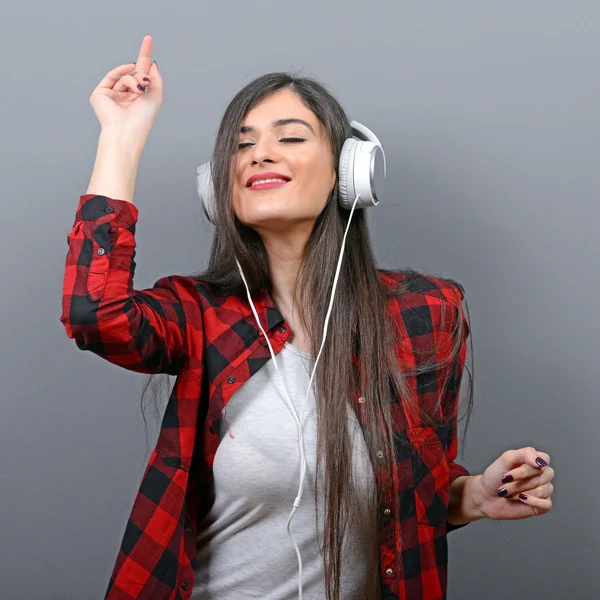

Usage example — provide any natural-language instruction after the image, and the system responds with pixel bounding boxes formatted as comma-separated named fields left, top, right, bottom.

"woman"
left=61, top=34, right=554, bottom=600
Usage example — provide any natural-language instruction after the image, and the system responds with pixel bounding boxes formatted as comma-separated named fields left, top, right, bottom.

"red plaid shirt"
left=60, top=194, right=471, bottom=600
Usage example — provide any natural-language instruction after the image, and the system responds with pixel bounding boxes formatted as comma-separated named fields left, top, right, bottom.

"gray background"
left=1, top=1, right=597, bottom=598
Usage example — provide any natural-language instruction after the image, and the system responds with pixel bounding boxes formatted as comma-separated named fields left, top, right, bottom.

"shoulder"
left=379, top=268, right=469, bottom=343
left=378, top=268, right=466, bottom=309
left=151, top=273, right=210, bottom=297
left=150, top=274, right=233, bottom=312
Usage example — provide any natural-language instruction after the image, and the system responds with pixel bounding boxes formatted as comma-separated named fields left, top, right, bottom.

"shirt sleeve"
left=60, top=194, right=188, bottom=375
left=442, top=282, right=472, bottom=533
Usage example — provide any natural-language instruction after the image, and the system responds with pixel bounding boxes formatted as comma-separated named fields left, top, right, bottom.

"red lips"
left=245, top=172, right=292, bottom=187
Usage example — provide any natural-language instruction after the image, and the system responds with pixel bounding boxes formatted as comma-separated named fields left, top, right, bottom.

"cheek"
left=295, top=154, right=324, bottom=184
left=298, top=155, right=335, bottom=196
left=230, top=155, right=243, bottom=186
left=230, top=158, right=245, bottom=208
left=232, top=182, right=244, bottom=218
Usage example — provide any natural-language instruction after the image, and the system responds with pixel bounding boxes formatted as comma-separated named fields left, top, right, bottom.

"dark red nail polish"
left=143, top=77, right=150, bottom=82
left=137, top=84, right=144, bottom=91
left=535, top=457, right=548, bottom=468
left=497, top=488, right=508, bottom=497
left=519, top=493, right=528, bottom=500
left=501, top=474, right=513, bottom=484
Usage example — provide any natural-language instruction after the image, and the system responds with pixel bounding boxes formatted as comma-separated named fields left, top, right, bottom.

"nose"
left=249, top=135, right=280, bottom=165
left=252, top=152, right=273, bottom=165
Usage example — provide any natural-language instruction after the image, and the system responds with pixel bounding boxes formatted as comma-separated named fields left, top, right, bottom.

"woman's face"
left=231, top=89, right=337, bottom=233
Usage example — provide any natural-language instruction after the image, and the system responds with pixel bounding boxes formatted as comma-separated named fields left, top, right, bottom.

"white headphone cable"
left=235, top=191, right=360, bottom=599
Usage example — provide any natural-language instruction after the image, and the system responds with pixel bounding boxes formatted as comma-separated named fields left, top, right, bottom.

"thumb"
left=501, top=447, right=548, bottom=471
left=145, top=61, right=163, bottom=99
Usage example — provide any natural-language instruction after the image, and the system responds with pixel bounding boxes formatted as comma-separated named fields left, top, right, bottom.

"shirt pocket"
left=86, top=242, right=109, bottom=302
left=406, top=422, right=451, bottom=527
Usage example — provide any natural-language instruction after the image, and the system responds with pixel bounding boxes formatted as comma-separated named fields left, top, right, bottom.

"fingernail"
left=535, top=457, right=548, bottom=468
left=501, top=474, right=513, bottom=484
left=143, top=77, right=150, bottom=82
left=137, top=84, right=144, bottom=91
left=519, top=493, right=528, bottom=500
left=497, top=487, right=509, bottom=497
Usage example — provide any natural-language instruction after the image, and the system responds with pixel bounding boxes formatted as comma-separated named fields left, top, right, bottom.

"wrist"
left=86, top=131, right=144, bottom=203
left=99, top=127, right=146, bottom=160
left=447, top=474, right=487, bottom=526
left=469, top=474, right=489, bottom=519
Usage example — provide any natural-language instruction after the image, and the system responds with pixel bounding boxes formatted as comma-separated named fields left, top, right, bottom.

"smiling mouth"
left=247, top=180, right=291, bottom=191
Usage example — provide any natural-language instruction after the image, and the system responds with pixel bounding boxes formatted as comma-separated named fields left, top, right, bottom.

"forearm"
left=86, top=129, right=144, bottom=204
left=447, top=474, right=487, bottom=526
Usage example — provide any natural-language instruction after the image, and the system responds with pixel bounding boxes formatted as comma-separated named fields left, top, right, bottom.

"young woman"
left=61, top=34, right=554, bottom=600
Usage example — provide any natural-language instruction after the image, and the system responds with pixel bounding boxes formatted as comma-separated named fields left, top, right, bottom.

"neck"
left=267, top=254, right=301, bottom=314
left=262, top=229, right=309, bottom=310
left=262, top=234, right=311, bottom=349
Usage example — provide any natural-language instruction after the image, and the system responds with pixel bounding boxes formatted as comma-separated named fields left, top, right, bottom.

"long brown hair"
left=140, top=71, right=474, bottom=600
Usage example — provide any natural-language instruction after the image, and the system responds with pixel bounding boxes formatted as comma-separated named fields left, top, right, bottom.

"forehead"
left=240, top=90, right=323, bottom=135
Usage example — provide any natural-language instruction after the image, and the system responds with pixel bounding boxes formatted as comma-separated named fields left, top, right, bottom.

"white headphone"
left=195, top=120, right=386, bottom=599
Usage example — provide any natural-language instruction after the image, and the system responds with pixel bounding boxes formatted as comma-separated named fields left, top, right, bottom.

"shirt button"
left=180, top=582, right=189, bottom=591
left=227, top=376, right=235, bottom=384
left=279, top=325, right=286, bottom=333
left=383, top=508, right=391, bottom=516
left=358, top=396, right=365, bottom=404
left=97, top=248, right=105, bottom=255
left=385, top=567, right=394, bottom=576
left=105, top=206, right=114, bottom=214
left=376, top=450, right=384, bottom=459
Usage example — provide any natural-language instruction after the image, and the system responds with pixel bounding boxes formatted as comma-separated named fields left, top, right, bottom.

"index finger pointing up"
left=134, top=34, right=153, bottom=75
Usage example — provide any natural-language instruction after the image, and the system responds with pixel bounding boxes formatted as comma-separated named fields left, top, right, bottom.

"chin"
left=242, top=200, right=291, bottom=222
left=247, top=209, right=304, bottom=231
left=246, top=212, right=291, bottom=227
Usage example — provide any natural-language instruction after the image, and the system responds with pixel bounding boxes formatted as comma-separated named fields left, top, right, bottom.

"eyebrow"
left=240, top=118, right=315, bottom=135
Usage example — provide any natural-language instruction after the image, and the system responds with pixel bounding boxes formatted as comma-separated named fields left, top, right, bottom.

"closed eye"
left=238, top=137, right=306, bottom=149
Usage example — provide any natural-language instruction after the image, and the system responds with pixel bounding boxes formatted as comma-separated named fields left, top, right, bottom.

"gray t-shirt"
left=192, top=340, right=376, bottom=599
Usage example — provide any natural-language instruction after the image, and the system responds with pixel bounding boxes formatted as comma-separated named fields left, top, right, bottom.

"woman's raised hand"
left=89, top=34, right=162, bottom=141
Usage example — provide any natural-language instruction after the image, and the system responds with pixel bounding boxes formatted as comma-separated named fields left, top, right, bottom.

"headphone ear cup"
left=338, top=138, right=357, bottom=209
left=196, top=162, right=216, bottom=225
